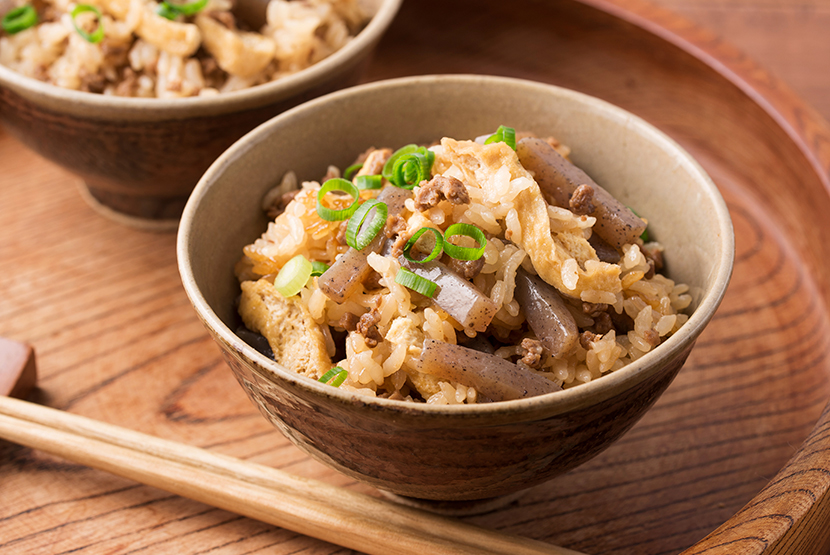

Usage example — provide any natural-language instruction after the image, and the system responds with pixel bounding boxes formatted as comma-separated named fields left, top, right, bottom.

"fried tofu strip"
left=238, top=279, right=332, bottom=378
left=136, top=5, right=201, bottom=57
left=196, top=14, right=276, bottom=78
left=434, top=138, right=622, bottom=298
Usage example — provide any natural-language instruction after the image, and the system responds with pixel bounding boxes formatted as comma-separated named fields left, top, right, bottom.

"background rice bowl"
left=0, top=0, right=402, bottom=226
left=0, top=0, right=400, bottom=113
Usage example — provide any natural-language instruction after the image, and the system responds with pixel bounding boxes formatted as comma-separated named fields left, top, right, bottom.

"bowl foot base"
left=78, top=183, right=183, bottom=231
left=378, top=489, right=528, bottom=516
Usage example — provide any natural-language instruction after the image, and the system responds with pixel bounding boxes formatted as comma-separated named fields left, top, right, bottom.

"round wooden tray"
left=2, top=0, right=829, bottom=553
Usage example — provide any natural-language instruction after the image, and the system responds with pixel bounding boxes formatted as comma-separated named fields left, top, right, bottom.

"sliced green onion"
left=484, top=125, right=516, bottom=150
left=156, top=0, right=208, bottom=18
left=403, top=227, right=444, bottom=264
left=382, top=144, right=418, bottom=181
left=310, top=261, right=329, bottom=277
left=343, top=163, right=363, bottom=181
left=355, top=174, right=382, bottom=190
left=2, top=5, right=38, bottom=34
left=316, top=178, right=360, bottom=221
left=346, top=199, right=388, bottom=251
left=395, top=268, right=438, bottom=298
left=383, top=144, right=435, bottom=189
left=273, top=255, right=313, bottom=297
left=403, top=163, right=418, bottom=183
left=442, top=223, right=487, bottom=261
left=390, top=151, right=433, bottom=189
left=155, top=3, right=180, bottom=19
left=628, top=206, right=650, bottom=242
left=318, top=366, right=348, bottom=387
left=71, top=4, right=104, bottom=43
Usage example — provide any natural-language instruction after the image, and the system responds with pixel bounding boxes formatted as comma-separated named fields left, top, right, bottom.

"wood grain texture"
left=648, top=0, right=830, bottom=128
left=0, top=396, right=584, bottom=555
left=1, top=0, right=830, bottom=553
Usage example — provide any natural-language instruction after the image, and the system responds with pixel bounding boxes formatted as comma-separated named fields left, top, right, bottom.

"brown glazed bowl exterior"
left=177, top=75, right=734, bottom=501
left=0, top=0, right=401, bottom=229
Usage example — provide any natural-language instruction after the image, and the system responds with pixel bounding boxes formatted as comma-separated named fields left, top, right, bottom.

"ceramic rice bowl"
left=177, top=75, right=734, bottom=501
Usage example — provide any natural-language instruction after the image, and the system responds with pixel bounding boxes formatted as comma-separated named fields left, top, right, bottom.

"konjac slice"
left=399, top=257, right=497, bottom=332
left=418, top=339, right=561, bottom=401
left=516, top=137, right=646, bottom=249
left=513, top=268, right=579, bottom=358
left=318, top=185, right=411, bottom=303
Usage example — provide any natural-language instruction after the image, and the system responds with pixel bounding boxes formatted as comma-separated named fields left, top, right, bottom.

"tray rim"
left=582, top=0, right=830, bottom=192
left=578, top=0, right=830, bottom=552
left=1, top=0, right=829, bottom=552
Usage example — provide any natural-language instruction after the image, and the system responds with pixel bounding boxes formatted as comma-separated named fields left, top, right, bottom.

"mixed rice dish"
left=0, top=0, right=369, bottom=96
left=235, top=128, right=693, bottom=404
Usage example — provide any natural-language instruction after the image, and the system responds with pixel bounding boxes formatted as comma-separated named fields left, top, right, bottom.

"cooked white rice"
left=236, top=134, right=692, bottom=404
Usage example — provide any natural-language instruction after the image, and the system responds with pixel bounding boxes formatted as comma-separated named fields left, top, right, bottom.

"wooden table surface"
left=3, top=0, right=830, bottom=554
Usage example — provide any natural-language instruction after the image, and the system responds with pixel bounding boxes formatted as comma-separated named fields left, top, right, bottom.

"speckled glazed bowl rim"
left=0, top=0, right=401, bottom=120
left=178, top=74, right=735, bottom=419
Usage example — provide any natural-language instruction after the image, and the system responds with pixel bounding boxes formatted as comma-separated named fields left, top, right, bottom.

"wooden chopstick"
left=0, top=396, right=585, bottom=555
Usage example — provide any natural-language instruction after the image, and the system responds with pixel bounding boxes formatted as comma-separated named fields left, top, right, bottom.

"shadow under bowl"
left=178, top=74, right=734, bottom=501
left=0, top=0, right=401, bottom=229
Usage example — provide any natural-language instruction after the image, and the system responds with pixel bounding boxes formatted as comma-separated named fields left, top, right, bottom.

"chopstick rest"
left=0, top=337, right=37, bottom=399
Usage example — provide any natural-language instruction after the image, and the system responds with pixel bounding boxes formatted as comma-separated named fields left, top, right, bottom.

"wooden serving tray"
left=2, top=0, right=829, bottom=553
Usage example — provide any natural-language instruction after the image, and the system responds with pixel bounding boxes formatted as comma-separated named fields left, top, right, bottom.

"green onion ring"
left=395, top=268, right=438, bottom=298
left=316, top=178, right=360, bottom=221
left=157, top=0, right=208, bottom=17
left=484, top=125, right=517, bottom=150
left=155, top=3, right=180, bottom=20
left=442, top=223, right=487, bottom=261
left=346, top=199, right=388, bottom=251
left=318, top=366, right=348, bottom=387
left=390, top=151, right=432, bottom=190
left=382, top=144, right=419, bottom=182
left=403, top=163, right=418, bottom=183
left=355, top=174, right=382, bottom=190
left=310, top=261, right=330, bottom=277
left=383, top=145, right=435, bottom=189
left=71, top=4, right=104, bottom=43
left=343, top=163, right=363, bottom=180
left=273, top=255, right=313, bottom=298
left=403, top=227, right=444, bottom=264
left=2, top=5, right=38, bottom=34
